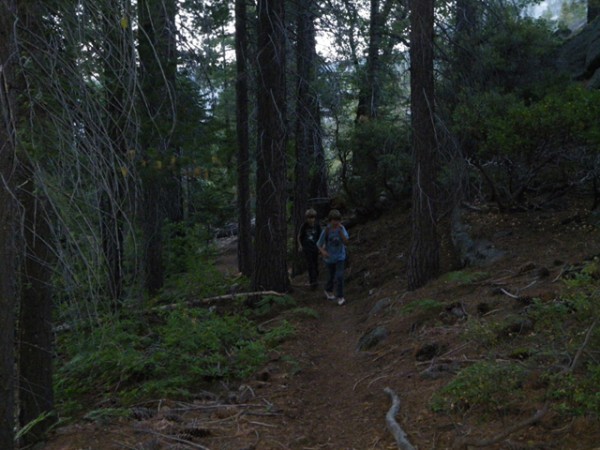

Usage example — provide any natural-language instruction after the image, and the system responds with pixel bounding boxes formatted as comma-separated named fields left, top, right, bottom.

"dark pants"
left=325, top=259, right=345, bottom=298
left=304, top=249, right=319, bottom=286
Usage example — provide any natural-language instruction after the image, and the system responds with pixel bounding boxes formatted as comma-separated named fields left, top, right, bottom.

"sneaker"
left=337, top=297, right=346, bottom=306
left=324, top=290, right=335, bottom=301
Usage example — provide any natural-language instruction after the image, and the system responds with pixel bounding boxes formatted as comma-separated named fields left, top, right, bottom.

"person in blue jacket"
left=317, top=209, right=349, bottom=306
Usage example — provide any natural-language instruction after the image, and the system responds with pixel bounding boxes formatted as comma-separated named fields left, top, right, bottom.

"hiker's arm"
left=341, top=226, right=349, bottom=244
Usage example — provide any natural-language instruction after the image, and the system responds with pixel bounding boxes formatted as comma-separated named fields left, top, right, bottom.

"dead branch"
left=499, top=288, right=520, bottom=299
left=154, top=290, right=287, bottom=311
left=455, top=404, right=548, bottom=449
left=563, top=317, right=598, bottom=374
left=383, top=387, right=416, bottom=450
left=135, top=428, right=211, bottom=449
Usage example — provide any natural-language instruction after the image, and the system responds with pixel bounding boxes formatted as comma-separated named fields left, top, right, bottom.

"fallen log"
left=384, top=387, right=416, bottom=450
left=154, top=290, right=287, bottom=311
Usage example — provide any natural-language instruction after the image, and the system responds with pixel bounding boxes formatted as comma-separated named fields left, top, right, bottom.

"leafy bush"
left=454, top=85, right=600, bottom=208
left=400, top=298, right=444, bottom=315
left=431, top=361, right=527, bottom=415
left=545, top=365, right=600, bottom=416
left=55, top=307, right=293, bottom=415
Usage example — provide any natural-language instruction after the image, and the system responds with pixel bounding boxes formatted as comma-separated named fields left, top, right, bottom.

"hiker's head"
left=328, top=209, right=342, bottom=222
left=305, top=208, right=317, bottom=221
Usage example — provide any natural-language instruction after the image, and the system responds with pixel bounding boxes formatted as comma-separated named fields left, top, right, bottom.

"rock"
left=356, top=326, right=389, bottom=351
left=415, top=342, right=449, bottom=361
left=368, top=297, right=392, bottom=317
left=556, top=17, right=600, bottom=82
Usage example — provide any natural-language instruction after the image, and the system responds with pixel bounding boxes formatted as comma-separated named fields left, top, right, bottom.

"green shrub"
left=400, top=298, right=444, bottom=315
left=431, top=361, right=527, bottom=415
left=545, top=364, right=600, bottom=416
left=55, top=307, right=291, bottom=415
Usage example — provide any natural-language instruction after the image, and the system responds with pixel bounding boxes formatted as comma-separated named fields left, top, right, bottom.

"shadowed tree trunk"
left=13, top=2, right=56, bottom=443
left=589, top=0, right=600, bottom=22
left=138, top=0, right=179, bottom=295
left=17, top=162, right=54, bottom=446
left=235, top=0, right=253, bottom=277
left=0, top=2, right=18, bottom=447
left=293, top=0, right=326, bottom=276
left=253, top=0, right=289, bottom=292
left=407, top=0, right=439, bottom=290
left=101, top=0, right=134, bottom=303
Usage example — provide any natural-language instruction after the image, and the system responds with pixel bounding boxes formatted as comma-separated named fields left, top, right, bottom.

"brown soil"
left=43, top=202, right=600, bottom=450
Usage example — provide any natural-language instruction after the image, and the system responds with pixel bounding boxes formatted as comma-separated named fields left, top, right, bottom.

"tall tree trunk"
left=13, top=2, right=55, bottom=443
left=407, top=0, right=439, bottom=290
left=101, top=0, right=133, bottom=303
left=293, top=0, right=324, bottom=276
left=0, top=2, right=18, bottom=448
left=235, top=0, right=253, bottom=277
left=589, top=0, right=600, bottom=22
left=16, top=162, right=54, bottom=446
left=138, top=0, right=179, bottom=295
left=253, top=0, right=289, bottom=293
left=353, top=0, right=392, bottom=211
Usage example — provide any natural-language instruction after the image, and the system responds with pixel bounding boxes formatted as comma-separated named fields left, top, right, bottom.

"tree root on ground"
left=383, top=387, right=416, bottom=450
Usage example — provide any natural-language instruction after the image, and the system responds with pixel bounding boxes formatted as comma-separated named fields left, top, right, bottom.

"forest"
left=2, top=0, right=600, bottom=448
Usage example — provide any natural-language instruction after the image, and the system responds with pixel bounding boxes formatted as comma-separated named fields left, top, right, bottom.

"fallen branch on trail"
left=154, top=290, right=287, bottom=311
left=454, top=404, right=548, bottom=449
left=383, top=387, right=416, bottom=450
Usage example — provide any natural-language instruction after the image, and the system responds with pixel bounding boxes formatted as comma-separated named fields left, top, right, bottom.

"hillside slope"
left=44, top=201, right=600, bottom=449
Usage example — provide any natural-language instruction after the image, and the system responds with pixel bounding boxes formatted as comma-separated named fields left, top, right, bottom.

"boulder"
left=556, top=17, right=600, bottom=85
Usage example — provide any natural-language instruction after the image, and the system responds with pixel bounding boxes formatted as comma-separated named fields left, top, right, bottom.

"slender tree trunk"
left=353, top=0, right=392, bottom=211
left=13, top=2, right=56, bottom=443
left=138, top=0, right=179, bottom=295
left=17, top=162, right=54, bottom=445
left=101, top=0, right=133, bottom=303
left=0, top=2, right=18, bottom=448
left=253, top=0, right=289, bottom=293
left=407, top=0, right=439, bottom=290
left=235, top=0, right=253, bottom=277
left=589, top=0, right=600, bottom=22
left=293, top=0, right=316, bottom=276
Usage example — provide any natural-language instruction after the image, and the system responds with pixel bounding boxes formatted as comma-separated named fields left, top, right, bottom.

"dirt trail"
left=259, top=284, right=396, bottom=449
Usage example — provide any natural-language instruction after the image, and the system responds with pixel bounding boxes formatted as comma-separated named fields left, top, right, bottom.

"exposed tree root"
left=383, top=387, right=416, bottom=450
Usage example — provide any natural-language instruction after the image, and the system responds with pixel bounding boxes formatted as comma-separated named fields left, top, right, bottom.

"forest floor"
left=43, top=200, right=600, bottom=450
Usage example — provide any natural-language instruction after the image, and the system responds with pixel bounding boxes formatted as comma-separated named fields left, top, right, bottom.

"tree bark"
left=101, top=0, right=134, bottom=303
left=0, top=2, right=19, bottom=448
left=253, top=0, right=289, bottom=293
left=293, top=0, right=324, bottom=276
left=17, top=162, right=55, bottom=446
left=138, top=0, right=179, bottom=295
left=589, top=0, right=600, bottom=22
left=407, top=0, right=439, bottom=290
left=235, top=0, right=254, bottom=277
left=12, top=2, right=56, bottom=443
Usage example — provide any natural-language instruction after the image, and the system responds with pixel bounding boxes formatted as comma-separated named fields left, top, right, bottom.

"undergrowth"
left=54, top=225, right=296, bottom=419
left=431, top=261, right=600, bottom=418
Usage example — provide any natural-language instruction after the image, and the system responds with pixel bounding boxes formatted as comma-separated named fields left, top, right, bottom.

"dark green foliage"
left=440, top=262, right=600, bottom=418
left=55, top=307, right=291, bottom=415
left=431, top=361, right=528, bottom=415
left=346, top=120, right=411, bottom=206
left=454, top=85, right=600, bottom=208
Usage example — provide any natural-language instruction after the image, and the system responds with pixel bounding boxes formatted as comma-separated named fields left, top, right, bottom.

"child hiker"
left=317, top=209, right=349, bottom=306
left=297, top=208, right=322, bottom=290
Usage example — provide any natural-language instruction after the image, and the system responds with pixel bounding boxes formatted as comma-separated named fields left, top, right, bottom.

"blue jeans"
left=325, top=260, right=345, bottom=298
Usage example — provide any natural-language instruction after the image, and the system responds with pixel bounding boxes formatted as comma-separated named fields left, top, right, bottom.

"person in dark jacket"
left=317, top=209, right=349, bottom=305
left=297, top=208, right=322, bottom=290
